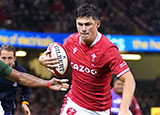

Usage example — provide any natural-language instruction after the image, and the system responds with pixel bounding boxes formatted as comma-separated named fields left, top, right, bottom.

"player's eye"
left=85, top=23, right=91, bottom=26
left=1, top=57, right=6, bottom=59
left=8, top=57, right=13, bottom=60
left=78, top=23, right=83, bottom=26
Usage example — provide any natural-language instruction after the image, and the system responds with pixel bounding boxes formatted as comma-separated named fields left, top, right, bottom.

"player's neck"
left=81, top=39, right=94, bottom=46
left=81, top=32, right=99, bottom=46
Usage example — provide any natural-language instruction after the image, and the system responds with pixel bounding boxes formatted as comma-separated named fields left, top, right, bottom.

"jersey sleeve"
left=0, top=60, right=12, bottom=77
left=107, top=46, right=130, bottom=78
left=19, top=84, right=31, bottom=103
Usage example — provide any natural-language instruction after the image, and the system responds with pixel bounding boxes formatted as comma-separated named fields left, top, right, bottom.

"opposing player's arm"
left=7, top=69, right=49, bottom=87
left=0, top=58, right=69, bottom=90
left=118, top=71, right=136, bottom=115
left=7, top=69, right=69, bottom=91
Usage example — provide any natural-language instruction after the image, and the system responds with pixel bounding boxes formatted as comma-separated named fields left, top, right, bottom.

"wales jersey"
left=63, top=32, right=130, bottom=111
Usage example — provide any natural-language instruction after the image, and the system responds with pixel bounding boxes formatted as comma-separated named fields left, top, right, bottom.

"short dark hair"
left=0, top=44, right=16, bottom=56
left=75, top=3, right=100, bottom=20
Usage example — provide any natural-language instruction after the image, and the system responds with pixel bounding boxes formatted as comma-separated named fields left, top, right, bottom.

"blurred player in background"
left=0, top=44, right=31, bottom=115
left=39, top=3, right=135, bottom=115
left=0, top=44, right=69, bottom=115
left=0, top=49, right=69, bottom=115
left=111, top=78, right=142, bottom=115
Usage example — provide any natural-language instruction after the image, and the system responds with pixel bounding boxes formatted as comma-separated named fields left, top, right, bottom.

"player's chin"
left=81, top=36, right=90, bottom=42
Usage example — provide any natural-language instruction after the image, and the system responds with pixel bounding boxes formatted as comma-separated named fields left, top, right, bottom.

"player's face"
left=76, top=16, right=100, bottom=45
left=114, top=80, right=124, bottom=94
left=0, top=50, right=16, bottom=67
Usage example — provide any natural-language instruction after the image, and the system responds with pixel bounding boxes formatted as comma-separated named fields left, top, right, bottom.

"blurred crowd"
left=135, top=77, right=160, bottom=115
left=0, top=0, right=159, bottom=35
left=0, top=0, right=159, bottom=115
left=15, top=88, right=67, bottom=115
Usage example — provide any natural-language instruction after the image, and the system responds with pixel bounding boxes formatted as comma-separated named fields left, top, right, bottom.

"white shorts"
left=0, top=102, right=4, bottom=115
left=60, top=97, right=110, bottom=115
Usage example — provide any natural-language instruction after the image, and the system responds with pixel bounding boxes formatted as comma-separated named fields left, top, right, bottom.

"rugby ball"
left=47, top=42, right=70, bottom=77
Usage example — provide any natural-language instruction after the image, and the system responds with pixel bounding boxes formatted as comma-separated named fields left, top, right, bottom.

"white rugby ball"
left=47, top=42, right=70, bottom=77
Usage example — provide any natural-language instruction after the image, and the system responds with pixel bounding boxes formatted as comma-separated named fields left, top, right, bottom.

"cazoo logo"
left=71, top=62, right=97, bottom=75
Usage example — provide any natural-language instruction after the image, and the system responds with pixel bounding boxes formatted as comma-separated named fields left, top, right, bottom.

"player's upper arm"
left=119, top=71, right=135, bottom=83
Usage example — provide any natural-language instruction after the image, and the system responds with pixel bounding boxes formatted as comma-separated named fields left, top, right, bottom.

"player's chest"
left=68, top=44, right=105, bottom=67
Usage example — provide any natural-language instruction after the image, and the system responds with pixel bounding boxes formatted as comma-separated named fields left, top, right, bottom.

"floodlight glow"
left=121, top=54, right=141, bottom=60
left=16, top=51, right=27, bottom=57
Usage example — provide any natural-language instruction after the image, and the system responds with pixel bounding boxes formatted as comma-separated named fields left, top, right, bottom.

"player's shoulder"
left=67, top=33, right=80, bottom=41
left=100, top=34, right=117, bottom=50
left=63, top=33, right=79, bottom=49
left=110, top=88, right=114, bottom=94
left=101, top=35, right=114, bottom=45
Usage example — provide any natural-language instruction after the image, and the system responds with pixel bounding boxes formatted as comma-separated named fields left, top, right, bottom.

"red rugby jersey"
left=63, top=32, right=129, bottom=111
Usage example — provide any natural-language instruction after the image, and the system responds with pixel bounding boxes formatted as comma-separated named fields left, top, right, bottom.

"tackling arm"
left=7, top=69, right=49, bottom=87
left=7, top=69, right=69, bottom=91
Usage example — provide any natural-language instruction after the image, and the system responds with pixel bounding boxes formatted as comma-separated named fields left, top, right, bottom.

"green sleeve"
left=0, top=60, right=12, bottom=77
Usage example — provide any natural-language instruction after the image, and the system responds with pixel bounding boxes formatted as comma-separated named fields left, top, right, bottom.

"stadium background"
left=0, top=0, right=160, bottom=115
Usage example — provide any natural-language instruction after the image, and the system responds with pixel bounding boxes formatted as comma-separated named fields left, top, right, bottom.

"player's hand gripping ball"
left=47, top=42, right=70, bottom=77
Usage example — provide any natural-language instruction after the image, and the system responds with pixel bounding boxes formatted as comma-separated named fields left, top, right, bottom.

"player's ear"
left=97, top=20, right=101, bottom=28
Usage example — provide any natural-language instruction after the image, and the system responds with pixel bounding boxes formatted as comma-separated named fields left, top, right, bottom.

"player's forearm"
left=119, top=72, right=135, bottom=111
left=7, top=69, right=48, bottom=88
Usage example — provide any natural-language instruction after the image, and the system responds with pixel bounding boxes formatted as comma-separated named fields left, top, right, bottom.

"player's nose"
left=82, top=25, right=87, bottom=32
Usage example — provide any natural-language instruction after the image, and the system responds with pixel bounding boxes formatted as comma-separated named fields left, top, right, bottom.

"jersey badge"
left=66, top=107, right=77, bottom=115
left=91, top=53, right=97, bottom=62
left=73, top=48, right=77, bottom=54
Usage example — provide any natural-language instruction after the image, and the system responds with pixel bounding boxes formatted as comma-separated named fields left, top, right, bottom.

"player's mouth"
left=81, top=33, right=89, bottom=36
